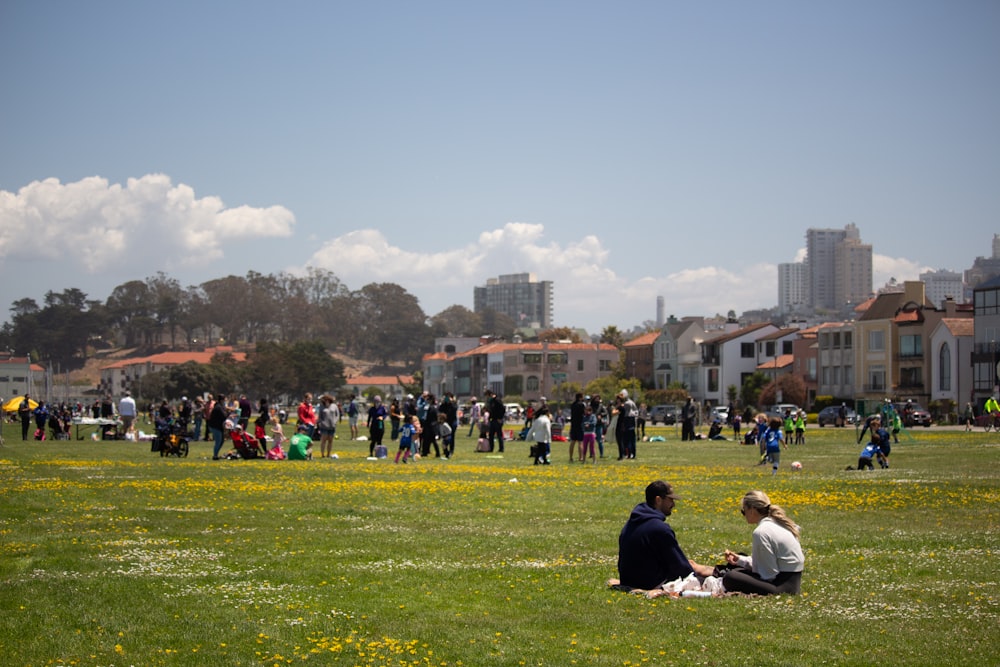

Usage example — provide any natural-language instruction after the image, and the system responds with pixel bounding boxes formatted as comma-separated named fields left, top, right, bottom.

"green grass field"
left=1, top=420, right=998, bottom=666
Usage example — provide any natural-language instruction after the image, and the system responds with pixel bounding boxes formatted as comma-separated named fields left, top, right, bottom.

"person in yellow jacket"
left=794, top=410, right=806, bottom=445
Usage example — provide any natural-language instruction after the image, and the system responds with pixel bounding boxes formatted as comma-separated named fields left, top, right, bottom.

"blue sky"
left=1, top=1, right=998, bottom=334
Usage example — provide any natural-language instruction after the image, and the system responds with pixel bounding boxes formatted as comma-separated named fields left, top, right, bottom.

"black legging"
left=723, top=568, right=802, bottom=595
left=488, top=419, right=504, bottom=452
left=369, top=423, right=384, bottom=456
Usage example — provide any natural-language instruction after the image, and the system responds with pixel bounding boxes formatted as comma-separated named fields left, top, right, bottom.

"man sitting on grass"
left=609, top=480, right=695, bottom=592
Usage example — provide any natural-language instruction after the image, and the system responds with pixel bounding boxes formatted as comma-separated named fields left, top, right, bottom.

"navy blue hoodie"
left=617, top=502, right=694, bottom=589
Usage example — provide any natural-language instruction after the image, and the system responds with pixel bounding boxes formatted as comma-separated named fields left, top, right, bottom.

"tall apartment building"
left=777, top=261, right=808, bottom=313
left=834, top=233, right=873, bottom=307
left=920, top=269, right=965, bottom=308
left=473, top=273, right=553, bottom=329
left=806, top=223, right=872, bottom=310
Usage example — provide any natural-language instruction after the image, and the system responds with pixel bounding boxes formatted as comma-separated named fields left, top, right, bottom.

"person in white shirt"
left=692, top=489, right=804, bottom=595
left=118, top=391, right=137, bottom=436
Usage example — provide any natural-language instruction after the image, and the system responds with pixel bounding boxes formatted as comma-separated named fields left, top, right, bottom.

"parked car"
left=710, top=406, right=730, bottom=423
left=649, top=404, right=678, bottom=425
left=765, top=404, right=801, bottom=421
left=894, top=402, right=932, bottom=427
left=817, top=405, right=857, bottom=427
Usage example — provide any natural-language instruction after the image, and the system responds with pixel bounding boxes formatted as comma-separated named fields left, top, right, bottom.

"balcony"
left=897, top=381, right=925, bottom=391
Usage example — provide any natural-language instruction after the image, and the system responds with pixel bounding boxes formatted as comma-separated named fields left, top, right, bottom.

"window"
left=741, top=342, right=754, bottom=358
left=868, top=365, right=885, bottom=391
left=765, top=341, right=776, bottom=357
left=869, top=330, right=884, bottom=352
left=489, top=361, right=503, bottom=375
left=899, top=334, right=922, bottom=357
left=708, top=368, right=719, bottom=393
left=526, top=376, right=539, bottom=391
left=832, top=332, right=841, bottom=347
left=782, top=341, right=793, bottom=355
left=599, top=359, right=612, bottom=372
left=547, top=353, right=567, bottom=365
left=844, top=332, right=852, bottom=349
left=939, top=343, right=951, bottom=391
left=522, top=353, right=541, bottom=364
left=577, top=359, right=584, bottom=372
left=900, top=367, right=923, bottom=388
left=975, top=288, right=999, bottom=315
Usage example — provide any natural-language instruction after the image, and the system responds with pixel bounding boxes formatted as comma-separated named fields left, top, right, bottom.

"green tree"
left=107, top=280, right=155, bottom=348
left=147, top=272, right=185, bottom=349
left=600, top=325, right=625, bottom=349
left=199, top=275, right=251, bottom=344
left=430, top=305, right=482, bottom=337
left=759, top=374, right=808, bottom=409
left=537, top=327, right=582, bottom=343
left=286, top=340, right=345, bottom=397
left=478, top=308, right=516, bottom=339
left=354, top=283, right=429, bottom=365
left=239, top=341, right=299, bottom=400
left=740, top=372, right=771, bottom=410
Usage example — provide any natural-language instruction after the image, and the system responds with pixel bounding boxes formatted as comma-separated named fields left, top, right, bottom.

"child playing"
left=763, top=417, right=787, bottom=475
left=525, top=406, right=552, bottom=465
left=580, top=405, right=598, bottom=463
left=396, top=415, right=416, bottom=463
left=438, top=413, right=454, bottom=460
left=849, top=415, right=887, bottom=470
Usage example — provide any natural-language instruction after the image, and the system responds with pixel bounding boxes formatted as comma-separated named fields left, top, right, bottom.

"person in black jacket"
left=681, top=397, right=697, bottom=441
left=615, top=481, right=695, bottom=591
left=484, top=389, right=505, bottom=453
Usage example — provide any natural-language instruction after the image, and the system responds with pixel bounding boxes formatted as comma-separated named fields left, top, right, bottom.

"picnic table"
left=71, top=417, right=120, bottom=440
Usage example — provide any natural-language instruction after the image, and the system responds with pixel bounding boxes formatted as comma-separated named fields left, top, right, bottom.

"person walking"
left=466, top=397, right=481, bottom=437
left=367, top=396, right=387, bottom=457
left=569, top=392, right=586, bottom=462
left=317, top=394, right=340, bottom=458
left=681, top=397, right=697, bottom=442
left=18, top=393, right=32, bottom=440
left=207, top=394, right=228, bottom=460
left=118, top=391, right=137, bottom=438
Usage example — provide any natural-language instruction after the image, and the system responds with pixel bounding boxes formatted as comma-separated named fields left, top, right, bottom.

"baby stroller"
left=152, top=418, right=189, bottom=457
left=229, top=426, right=265, bottom=459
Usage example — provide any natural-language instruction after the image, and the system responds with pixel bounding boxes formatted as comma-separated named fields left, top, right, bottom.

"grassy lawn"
left=1, top=420, right=998, bottom=666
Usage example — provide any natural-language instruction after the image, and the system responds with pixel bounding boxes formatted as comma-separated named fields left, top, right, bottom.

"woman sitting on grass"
left=692, top=490, right=804, bottom=595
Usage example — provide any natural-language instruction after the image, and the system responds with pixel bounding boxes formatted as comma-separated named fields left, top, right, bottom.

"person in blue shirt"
left=395, top=415, right=417, bottom=463
left=850, top=415, right=888, bottom=470
left=762, top=417, right=786, bottom=475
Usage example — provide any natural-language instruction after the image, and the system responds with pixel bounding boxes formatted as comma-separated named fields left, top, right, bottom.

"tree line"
left=0, top=269, right=520, bottom=371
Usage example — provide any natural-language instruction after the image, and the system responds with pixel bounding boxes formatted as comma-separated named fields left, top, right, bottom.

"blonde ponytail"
left=742, top=490, right=800, bottom=540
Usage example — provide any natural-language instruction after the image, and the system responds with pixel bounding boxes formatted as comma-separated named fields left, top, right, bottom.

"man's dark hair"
left=645, top=480, right=674, bottom=506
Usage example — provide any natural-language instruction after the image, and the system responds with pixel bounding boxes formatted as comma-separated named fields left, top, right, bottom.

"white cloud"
left=0, top=174, right=295, bottom=274
left=873, top=253, right=931, bottom=291
left=304, top=222, right=779, bottom=329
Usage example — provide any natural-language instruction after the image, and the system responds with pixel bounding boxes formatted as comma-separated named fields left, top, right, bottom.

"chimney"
left=903, top=280, right=925, bottom=305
